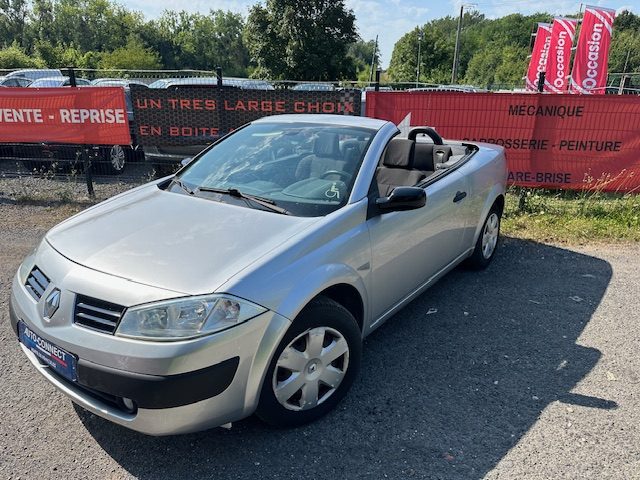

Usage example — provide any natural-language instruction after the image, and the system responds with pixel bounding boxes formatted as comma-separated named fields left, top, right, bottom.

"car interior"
left=190, top=126, right=373, bottom=207
left=374, top=129, right=473, bottom=197
left=176, top=124, right=474, bottom=216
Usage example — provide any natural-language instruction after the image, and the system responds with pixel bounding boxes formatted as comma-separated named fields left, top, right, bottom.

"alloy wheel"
left=110, top=145, right=126, bottom=171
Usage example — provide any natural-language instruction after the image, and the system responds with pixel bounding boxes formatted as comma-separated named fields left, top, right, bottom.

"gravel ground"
left=0, top=159, right=150, bottom=204
left=1, top=194, right=639, bottom=479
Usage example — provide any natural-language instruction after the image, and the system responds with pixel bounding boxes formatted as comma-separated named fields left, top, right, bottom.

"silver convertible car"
left=10, top=114, right=506, bottom=435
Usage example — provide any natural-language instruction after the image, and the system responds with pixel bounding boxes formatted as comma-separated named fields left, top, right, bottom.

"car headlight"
left=115, top=294, right=267, bottom=341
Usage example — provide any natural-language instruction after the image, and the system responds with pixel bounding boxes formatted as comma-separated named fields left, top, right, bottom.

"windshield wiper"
left=197, top=187, right=290, bottom=215
left=172, top=177, right=194, bottom=195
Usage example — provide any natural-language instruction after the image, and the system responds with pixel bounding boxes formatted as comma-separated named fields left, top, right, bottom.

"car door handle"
left=453, top=191, right=467, bottom=203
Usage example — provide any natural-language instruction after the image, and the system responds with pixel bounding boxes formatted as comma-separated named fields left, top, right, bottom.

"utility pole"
left=451, top=4, right=464, bottom=84
left=416, top=29, right=423, bottom=87
left=369, top=35, right=379, bottom=84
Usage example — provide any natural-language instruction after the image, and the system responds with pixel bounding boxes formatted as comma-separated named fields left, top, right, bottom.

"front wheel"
left=256, top=297, right=362, bottom=427
left=466, top=205, right=501, bottom=270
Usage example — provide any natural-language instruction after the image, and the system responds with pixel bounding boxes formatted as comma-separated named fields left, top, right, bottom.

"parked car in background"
left=90, top=78, right=148, bottom=88
left=28, top=76, right=91, bottom=87
left=406, top=85, right=487, bottom=93
left=0, top=76, right=32, bottom=87
left=148, top=77, right=274, bottom=90
left=5, top=69, right=63, bottom=82
left=291, top=82, right=335, bottom=91
left=10, top=114, right=507, bottom=435
left=22, top=79, right=143, bottom=175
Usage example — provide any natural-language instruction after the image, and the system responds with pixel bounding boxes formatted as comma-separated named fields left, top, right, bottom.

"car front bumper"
left=9, top=242, right=291, bottom=436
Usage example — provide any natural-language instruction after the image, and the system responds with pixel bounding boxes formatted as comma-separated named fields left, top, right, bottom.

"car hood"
left=46, top=185, right=318, bottom=295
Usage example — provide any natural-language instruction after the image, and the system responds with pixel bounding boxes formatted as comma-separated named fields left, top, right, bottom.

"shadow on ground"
left=76, top=237, right=614, bottom=480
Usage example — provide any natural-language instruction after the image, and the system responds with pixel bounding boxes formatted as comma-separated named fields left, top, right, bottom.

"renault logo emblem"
left=43, top=288, right=61, bottom=319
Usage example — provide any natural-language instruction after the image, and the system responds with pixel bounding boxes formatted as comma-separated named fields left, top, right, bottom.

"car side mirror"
left=180, top=157, right=194, bottom=167
left=375, top=186, right=426, bottom=213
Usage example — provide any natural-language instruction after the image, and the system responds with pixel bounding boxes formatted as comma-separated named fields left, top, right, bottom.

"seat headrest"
left=382, top=138, right=415, bottom=168
left=413, top=143, right=435, bottom=171
left=343, top=144, right=361, bottom=163
left=313, top=132, right=340, bottom=157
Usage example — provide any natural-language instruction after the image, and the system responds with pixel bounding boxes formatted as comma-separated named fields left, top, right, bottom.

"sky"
left=123, top=0, right=639, bottom=67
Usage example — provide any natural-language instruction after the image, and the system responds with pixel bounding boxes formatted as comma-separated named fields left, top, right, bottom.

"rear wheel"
left=466, top=205, right=501, bottom=270
left=99, top=145, right=128, bottom=175
left=256, top=297, right=361, bottom=427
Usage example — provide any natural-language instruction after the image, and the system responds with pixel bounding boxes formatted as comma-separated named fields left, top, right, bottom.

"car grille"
left=25, top=266, right=50, bottom=301
left=74, top=295, right=125, bottom=334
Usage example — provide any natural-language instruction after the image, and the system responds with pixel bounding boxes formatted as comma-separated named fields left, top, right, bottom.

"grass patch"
left=502, top=187, right=640, bottom=244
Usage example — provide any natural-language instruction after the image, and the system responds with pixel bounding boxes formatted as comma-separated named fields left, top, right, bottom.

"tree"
left=609, top=10, right=640, bottom=75
left=44, top=0, right=143, bottom=54
left=462, top=46, right=501, bottom=86
left=143, top=10, right=248, bottom=75
left=609, top=30, right=640, bottom=74
left=347, top=38, right=379, bottom=81
left=0, top=0, right=29, bottom=48
left=387, top=12, right=485, bottom=84
left=614, top=9, right=640, bottom=33
left=245, top=0, right=357, bottom=80
left=0, top=43, right=45, bottom=68
left=98, top=37, right=161, bottom=70
left=494, top=45, right=530, bottom=86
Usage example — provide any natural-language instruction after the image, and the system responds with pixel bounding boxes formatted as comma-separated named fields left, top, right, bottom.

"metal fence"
left=0, top=67, right=376, bottom=196
left=1, top=67, right=639, bottom=198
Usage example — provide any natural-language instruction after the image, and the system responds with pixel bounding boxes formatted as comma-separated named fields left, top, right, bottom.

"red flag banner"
left=544, top=18, right=578, bottom=93
left=0, top=87, right=131, bottom=145
left=570, top=6, right=616, bottom=95
left=366, top=91, right=640, bottom=193
left=525, top=23, right=552, bottom=91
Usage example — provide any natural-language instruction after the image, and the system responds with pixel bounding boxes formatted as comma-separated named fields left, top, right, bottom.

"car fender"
left=472, top=182, right=506, bottom=246
left=275, top=262, right=369, bottom=329
left=241, top=262, right=368, bottom=416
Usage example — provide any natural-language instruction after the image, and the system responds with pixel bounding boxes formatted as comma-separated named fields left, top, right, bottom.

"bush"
left=0, top=44, right=45, bottom=69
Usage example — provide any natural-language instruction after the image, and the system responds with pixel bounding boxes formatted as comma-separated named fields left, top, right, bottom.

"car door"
left=366, top=170, right=470, bottom=322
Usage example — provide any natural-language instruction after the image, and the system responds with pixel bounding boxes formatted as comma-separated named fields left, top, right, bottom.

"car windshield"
left=175, top=122, right=375, bottom=217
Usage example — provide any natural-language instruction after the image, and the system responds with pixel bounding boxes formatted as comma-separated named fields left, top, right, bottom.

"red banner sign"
left=525, top=23, right=552, bottom=91
left=0, top=88, right=131, bottom=145
left=570, top=6, right=616, bottom=95
left=366, top=91, right=640, bottom=192
left=544, top=18, right=578, bottom=93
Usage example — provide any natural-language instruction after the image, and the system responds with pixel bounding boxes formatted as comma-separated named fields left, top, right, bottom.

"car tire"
left=99, top=145, right=128, bottom=175
left=256, top=296, right=362, bottom=427
left=466, top=204, right=501, bottom=270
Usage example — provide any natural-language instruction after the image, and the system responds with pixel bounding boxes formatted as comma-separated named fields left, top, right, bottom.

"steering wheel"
left=320, top=170, right=351, bottom=180
left=407, top=127, right=444, bottom=145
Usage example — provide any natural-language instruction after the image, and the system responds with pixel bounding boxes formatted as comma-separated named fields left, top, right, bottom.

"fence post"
left=66, top=66, right=93, bottom=197
left=66, top=66, right=77, bottom=87
left=537, top=71, right=545, bottom=93
left=619, top=74, right=630, bottom=95
left=374, top=68, right=381, bottom=92
left=82, top=148, right=95, bottom=199
left=216, top=66, right=223, bottom=88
